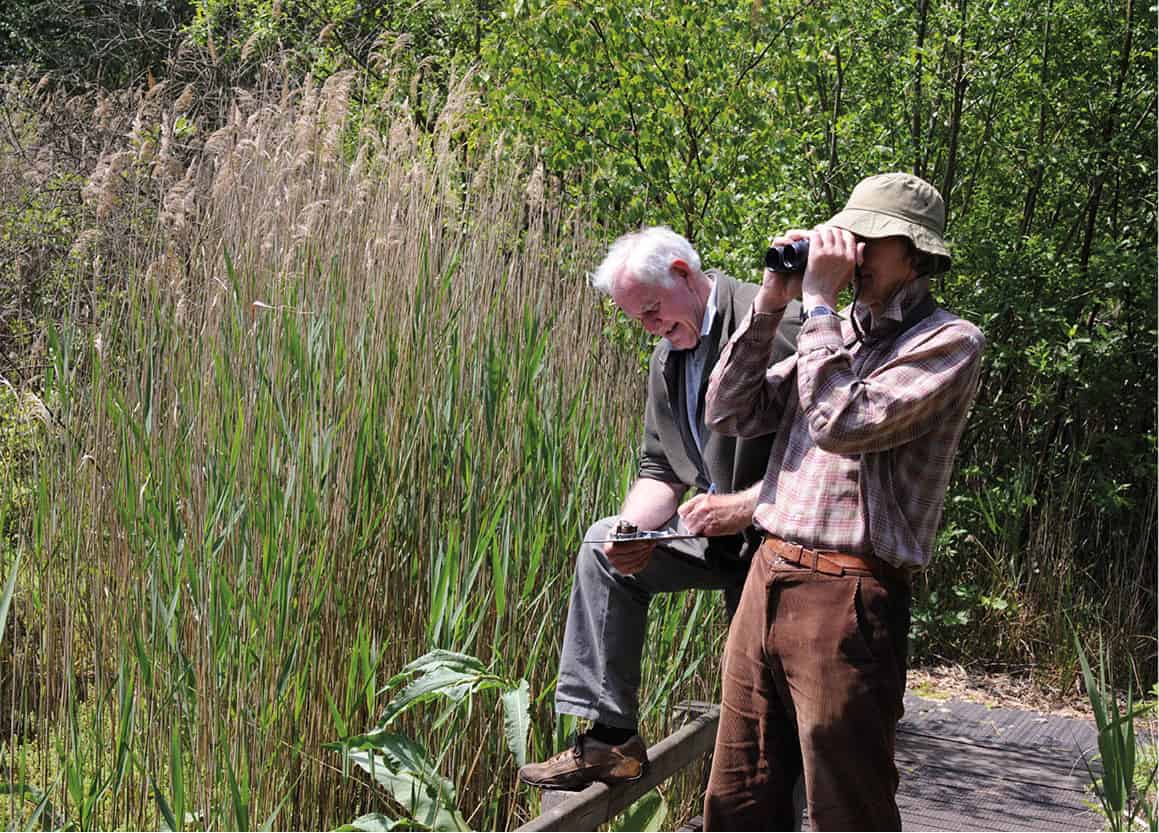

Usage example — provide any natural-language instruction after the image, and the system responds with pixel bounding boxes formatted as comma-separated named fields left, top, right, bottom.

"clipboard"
left=582, top=529, right=702, bottom=544
left=583, top=515, right=703, bottom=544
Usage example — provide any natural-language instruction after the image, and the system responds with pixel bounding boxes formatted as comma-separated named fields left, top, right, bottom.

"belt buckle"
left=813, top=548, right=844, bottom=577
left=785, top=541, right=817, bottom=572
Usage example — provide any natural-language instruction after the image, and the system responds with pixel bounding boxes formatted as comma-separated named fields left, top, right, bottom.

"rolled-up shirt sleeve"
left=705, top=307, right=798, bottom=439
left=796, top=314, right=985, bottom=455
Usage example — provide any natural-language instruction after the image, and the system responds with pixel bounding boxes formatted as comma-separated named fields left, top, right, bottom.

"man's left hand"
left=678, top=492, right=752, bottom=537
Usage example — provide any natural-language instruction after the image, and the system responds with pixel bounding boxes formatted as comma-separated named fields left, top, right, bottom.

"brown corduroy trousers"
left=703, top=552, right=911, bottom=831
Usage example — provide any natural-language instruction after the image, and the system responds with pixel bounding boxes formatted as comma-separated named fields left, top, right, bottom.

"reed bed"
left=0, top=71, right=729, bottom=830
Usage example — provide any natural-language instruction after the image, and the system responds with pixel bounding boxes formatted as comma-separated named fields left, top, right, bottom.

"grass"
left=909, top=680, right=951, bottom=702
left=0, top=70, right=729, bottom=830
left=1075, top=631, right=1158, bottom=831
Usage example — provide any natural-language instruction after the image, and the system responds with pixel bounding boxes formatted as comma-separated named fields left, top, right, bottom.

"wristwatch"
left=804, top=305, right=837, bottom=320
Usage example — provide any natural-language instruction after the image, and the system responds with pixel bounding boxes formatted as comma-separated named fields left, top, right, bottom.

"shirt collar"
left=699, top=275, right=719, bottom=341
left=853, top=276, right=931, bottom=336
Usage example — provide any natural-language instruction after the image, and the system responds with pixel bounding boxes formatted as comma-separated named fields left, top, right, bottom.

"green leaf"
left=345, top=743, right=469, bottom=832
left=380, top=666, right=487, bottom=725
left=326, top=687, right=348, bottom=736
left=0, top=549, right=21, bottom=650
left=342, top=730, right=434, bottom=771
left=224, top=753, right=250, bottom=832
left=1, top=782, right=57, bottom=831
left=501, top=680, right=531, bottom=767
left=153, top=782, right=179, bottom=833
left=376, top=650, right=517, bottom=727
left=336, top=812, right=412, bottom=831
left=170, top=723, right=185, bottom=829
left=388, top=650, right=486, bottom=686
left=259, top=785, right=295, bottom=832
left=611, top=788, right=668, bottom=832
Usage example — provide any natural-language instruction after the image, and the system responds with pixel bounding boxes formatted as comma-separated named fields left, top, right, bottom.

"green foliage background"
left=171, top=0, right=1156, bottom=672
left=0, top=0, right=1155, bottom=827
left=495, top=0, right=1158, bottom=672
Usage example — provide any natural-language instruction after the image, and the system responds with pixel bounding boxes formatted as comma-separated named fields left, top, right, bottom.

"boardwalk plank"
left=521, top=694, right=1109, bottom=832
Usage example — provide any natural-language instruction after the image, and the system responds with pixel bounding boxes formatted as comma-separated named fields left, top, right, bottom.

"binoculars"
left=763, top=239, right=810, bottom=273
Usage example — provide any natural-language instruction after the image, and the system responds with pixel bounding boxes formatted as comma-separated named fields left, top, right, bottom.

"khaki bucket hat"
left=826, top=172, right=951, bottom=273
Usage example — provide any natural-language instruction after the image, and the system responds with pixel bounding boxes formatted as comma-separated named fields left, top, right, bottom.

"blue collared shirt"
left=682, top=277, right=718, bottom=453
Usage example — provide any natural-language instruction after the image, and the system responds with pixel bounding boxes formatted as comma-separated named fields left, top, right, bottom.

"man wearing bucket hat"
left=701, top=173, right=984, bottom=830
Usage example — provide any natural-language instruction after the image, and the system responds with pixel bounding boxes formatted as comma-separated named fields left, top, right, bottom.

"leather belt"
left=759, top=535, right=911, bottom=588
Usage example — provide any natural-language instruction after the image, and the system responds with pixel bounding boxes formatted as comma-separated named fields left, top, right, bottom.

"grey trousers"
left=554, top=515, right=750, bottom=729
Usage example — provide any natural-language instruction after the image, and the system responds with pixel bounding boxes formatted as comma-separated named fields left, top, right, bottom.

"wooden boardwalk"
left=892, top=693, right=1104, bottom=831
left=521, top=693, right=1107, bottom=831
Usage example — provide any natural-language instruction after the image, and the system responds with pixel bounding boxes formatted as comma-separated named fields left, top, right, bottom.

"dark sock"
left=589, top=722, right=636, bottom=746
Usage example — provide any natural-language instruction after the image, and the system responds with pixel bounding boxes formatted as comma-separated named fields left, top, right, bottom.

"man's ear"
left=670, top=259, right=692, bottom=285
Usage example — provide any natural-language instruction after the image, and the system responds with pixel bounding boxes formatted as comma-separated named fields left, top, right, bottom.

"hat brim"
left=827, top=207, right=952, bottom=272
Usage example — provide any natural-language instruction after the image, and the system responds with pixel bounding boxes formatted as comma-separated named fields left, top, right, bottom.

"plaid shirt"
left=705, top=278, right=984, bottom=569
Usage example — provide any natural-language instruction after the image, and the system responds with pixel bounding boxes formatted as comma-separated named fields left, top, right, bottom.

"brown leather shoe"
left=517, top=733, right=648, bottom=789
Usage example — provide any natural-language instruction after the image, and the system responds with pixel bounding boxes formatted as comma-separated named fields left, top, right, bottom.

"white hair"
left=588, top=226, right=702, bottom=296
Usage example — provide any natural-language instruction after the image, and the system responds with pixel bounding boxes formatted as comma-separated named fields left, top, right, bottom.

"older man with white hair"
left=518, top=227, right=800, bottom=790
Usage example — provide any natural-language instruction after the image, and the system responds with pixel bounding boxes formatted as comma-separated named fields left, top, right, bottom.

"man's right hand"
left=755, top=229, right=808, bottom=314
left=603, top=538, right=657, bottom=575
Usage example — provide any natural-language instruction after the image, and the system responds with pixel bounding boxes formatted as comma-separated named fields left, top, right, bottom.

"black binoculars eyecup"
left=763, top=238, right=810, bottom=273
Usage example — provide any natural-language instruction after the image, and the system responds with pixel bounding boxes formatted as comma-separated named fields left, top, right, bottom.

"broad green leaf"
left=611, top=789, right=668, bottom=832
left=341, top=730, right=434, bottom=774
left=345, top=746, right=468, bottom=832
left=336, top=812, right=413, bottom=831
left=501, top=680, right=531, bottom=768
left=380, top=666, right=486, bottom=725
left=388, top=650, right=486, bottom=686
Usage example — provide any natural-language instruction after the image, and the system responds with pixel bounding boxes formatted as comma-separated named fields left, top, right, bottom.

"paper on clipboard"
left=582, top=529, right=701, bottom=544
left=582, top=517, right=703, bottom=544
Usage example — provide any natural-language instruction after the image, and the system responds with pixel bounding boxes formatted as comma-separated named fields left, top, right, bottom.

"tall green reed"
left=2, top=69, right=727, bottom=830
left=1074, top=629, right=1158, bottom=832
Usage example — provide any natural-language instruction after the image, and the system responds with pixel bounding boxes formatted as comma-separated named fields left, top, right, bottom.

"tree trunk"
left=912, top=0, right=930, bottom=177
left=939, top=0, right=968, bottom=224
left=1078, top=0, right=1134, bottom=274
left=1018, top=0, right=1053, bottom=244
left=824, top=43, right=845, bottom=216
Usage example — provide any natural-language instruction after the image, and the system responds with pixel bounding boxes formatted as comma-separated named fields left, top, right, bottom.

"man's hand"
left=755, top=229, right=808, bottom=314
left=801, top=225, right=863, bottom=311
left=606, top=477, right=683, bottom=575
left=678, top=491, right=754, bottom=537
left=603, top=539, right=657, bottom=575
